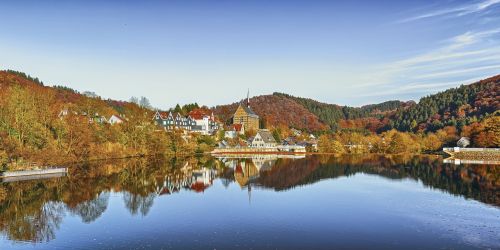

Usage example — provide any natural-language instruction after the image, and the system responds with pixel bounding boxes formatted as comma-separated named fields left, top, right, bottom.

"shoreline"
left=4, top=148, right=499, bottom=173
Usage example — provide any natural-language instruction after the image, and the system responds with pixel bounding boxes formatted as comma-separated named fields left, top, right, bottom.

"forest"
left=0, top=71, right=215, bottom=170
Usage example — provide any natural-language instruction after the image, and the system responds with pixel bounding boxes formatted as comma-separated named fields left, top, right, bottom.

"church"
left=233, top=93, right=259, bottom=132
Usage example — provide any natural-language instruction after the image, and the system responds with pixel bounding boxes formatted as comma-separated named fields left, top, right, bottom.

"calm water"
left=0, top=155, right=499, bottom=249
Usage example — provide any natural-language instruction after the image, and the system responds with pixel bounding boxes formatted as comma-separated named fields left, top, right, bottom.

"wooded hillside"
left=213, top=93, right=411, bottom=132
left=392, top=75, right=500, bottom=132
left=0, top=70, right=202, bottom=167
left=213, top=76, right=499, bottom=135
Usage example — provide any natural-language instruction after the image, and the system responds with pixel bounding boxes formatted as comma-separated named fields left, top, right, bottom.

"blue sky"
left=1, top=0, right=499, bottom=109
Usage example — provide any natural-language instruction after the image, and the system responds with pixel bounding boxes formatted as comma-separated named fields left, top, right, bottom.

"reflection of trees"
left=0, top=155, right=222, bottom=243
left=0, top=201, right=65, bottom=243
left=257, top=155, right=499, bottom=206
left=123, top=192, right=156, bottom=216
left=68, top=192, right=110, bottom=223
left=31, top=202, right=65, bottom=242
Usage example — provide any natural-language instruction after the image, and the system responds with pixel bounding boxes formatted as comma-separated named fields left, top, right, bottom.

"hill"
left=392, top=75, right=500, bottom=132
left=212, top=93, right=411, bottom=132
left=0, top=70, right=147, bottom=120
left=213, top=76, right=499, bottom=134
left=0, top=70, right=190, bottom=166
left=213, top=94, right=329, bottom=131
left=272, top=92, right=414, bottom=131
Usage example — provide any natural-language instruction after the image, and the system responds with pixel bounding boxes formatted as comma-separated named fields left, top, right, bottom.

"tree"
left=272, top=128, right=282, bottom=143
left=422, top=133, right=442, bottom=151
left=129, top=96, right=139, bottom=105
left=139, top=97, right=151, bottom=109
left=387, top=131, right=418, bottom=154
left=318, top=135, right=345, bottom=154
left=481, top=115, right=500, bottom=147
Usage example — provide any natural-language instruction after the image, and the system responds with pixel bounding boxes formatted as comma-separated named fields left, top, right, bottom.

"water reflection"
left=0, top=154, right=498, bottom=244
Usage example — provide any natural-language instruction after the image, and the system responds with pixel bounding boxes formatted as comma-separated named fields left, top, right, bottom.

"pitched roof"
left=233, top=124, right=243, bottom=132
left=188, top=108, right=213, bottom=120
left=154, top=111, right=169, bottom=119
left=256, top=130, right=277, bottom=144
left=191, top=182, right=208, bottom=193
left=237, top=104, right=259, bottom=118
left=110, top=114, right=124, bottom=121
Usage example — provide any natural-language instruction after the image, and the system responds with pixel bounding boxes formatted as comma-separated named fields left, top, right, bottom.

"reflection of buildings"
left=234, top=160, right=260, bottom=187
left=157, top=164, right=218, bottom=195
left=217, top=155, right=307, bottom=188
left=191, top=168, right=217, bottom=192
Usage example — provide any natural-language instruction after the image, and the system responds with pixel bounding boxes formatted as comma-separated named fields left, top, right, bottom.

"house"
left=233, top=124, right=245, bottom=135
left=108, top=114, right=124, bottom=125
left=283, top=137, right=297, bottom=146
left=153, top=110, right=219, bottom=134
left=58, top=108, right=78, bottom=119
left=218, top=140, right=229, bottom=148
left=457, top=137, right=470, bottom=148
left=188, top=109, right=220, bottom=135
left=58, top=109, right=70, bottom=118
left=89, top=113, right=107, bottom=124
left=153, top=111, right=196, bottom=131
left=251, top=129, right=277, bottom=148
left=224, top=124, right=245, bottom=139
left=233, top=93, right=259, bottom=131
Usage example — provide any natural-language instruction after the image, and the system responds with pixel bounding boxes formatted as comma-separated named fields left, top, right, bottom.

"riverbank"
left=2, top=151, right=210, bottom=171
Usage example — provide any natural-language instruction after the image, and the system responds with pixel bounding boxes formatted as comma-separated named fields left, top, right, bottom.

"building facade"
left=188, top=109, right=220, bottom=135
left=233, top=104, right=259, bottom=132
left=153, top=110, right=219, bottom=134
left=251, top=129, right=277, bottom=148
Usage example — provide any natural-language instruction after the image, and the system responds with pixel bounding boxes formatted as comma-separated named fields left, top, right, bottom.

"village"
left=55, top=93, right=316, bottom=155
left=151, top=95, right=315, bottom=154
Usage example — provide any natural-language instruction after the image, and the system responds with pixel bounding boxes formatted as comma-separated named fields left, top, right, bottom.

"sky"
left=1, top=0, right=499, bottom=109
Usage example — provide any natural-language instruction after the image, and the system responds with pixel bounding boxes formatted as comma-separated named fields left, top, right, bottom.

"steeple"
left=247, top=88, right=250, bottom=108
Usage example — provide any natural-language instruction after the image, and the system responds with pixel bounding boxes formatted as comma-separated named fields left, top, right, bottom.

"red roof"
left=191, top=182, right=208, bottom=193
left=188, top=108, right=214, bottom=121
left=235, top=164, right=243, bottom=174
left=159, top=188, right=171, bottom=196
left=157, top=111, right=169, bottom=119
left=233, top=124, right=243, bottom=132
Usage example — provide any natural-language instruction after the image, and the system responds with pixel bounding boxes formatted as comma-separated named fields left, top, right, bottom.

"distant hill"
left=213, top=76, right=499, bottom=133
left=213, top=93, right=411, bottom=132
left=272, top=92, right=413, bottom=130
left=213, top=94, right=329, bottom=131
left=0, top=70, right=148, bottom=119
left=392, top=75, right=500, bottom=132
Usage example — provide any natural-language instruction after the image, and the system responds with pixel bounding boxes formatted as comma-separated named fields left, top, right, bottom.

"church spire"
left=247, top=88, right=250, bottom=108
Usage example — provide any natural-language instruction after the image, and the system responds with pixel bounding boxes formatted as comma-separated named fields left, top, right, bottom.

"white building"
left=251, top=129, right=277, bottom=148
left=108, top=114, right=124, bottom=125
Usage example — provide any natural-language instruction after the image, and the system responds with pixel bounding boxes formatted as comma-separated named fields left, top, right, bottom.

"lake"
left=0, top=154, right=498, bottom=249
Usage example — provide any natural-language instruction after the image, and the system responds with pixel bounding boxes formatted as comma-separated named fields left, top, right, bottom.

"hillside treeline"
left=0, top=71, right=211, bottom=169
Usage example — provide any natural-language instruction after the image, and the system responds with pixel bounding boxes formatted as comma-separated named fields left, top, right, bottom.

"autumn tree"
left=318, top=135, right=346, bottom=154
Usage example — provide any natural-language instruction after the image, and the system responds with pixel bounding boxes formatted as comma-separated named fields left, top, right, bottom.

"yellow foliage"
left=318, top=135, right=346, bottom=154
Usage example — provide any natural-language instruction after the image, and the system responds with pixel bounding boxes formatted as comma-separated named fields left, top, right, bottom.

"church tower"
left=232, top=90, right=260, bottom=131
